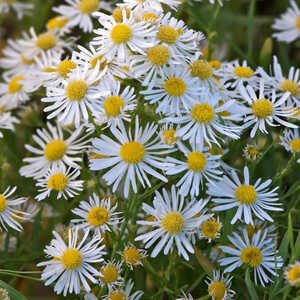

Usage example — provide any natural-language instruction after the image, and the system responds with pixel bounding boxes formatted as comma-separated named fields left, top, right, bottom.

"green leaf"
left=245, top=268, right=259, bottom=300
left=279, top=232, right=289, bottom=261
left=288, top=212, right=295, bottom=256
left=294, top=230, right=300, bottom=260
left=0, top=280, right=28, bottom=300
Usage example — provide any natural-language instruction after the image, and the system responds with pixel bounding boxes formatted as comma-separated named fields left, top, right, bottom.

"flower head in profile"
left=284, top=261, right=300, bottom=286
left=280, top=128, right=300, bottom=163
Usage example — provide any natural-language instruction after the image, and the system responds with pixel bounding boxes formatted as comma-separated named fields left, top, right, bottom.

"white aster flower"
left=284, top=261, right=300, bottom=287
left=219, top=229, right=283, bottom=286
left=205, top=270, right=235, bottom=300
left=239, top=80, right=297, bottom=138
left=99, top=260, right=123, bottom=289
left=208, top=166, right=282, bottom=225
left=0, top=110, right=19, bottom=138
left=279, top=128, right=300, bottom=163
left=272, top=0, right=300, bottom=43
left=35, top=165, right=83, bottom=201
left=90, top=117, right=170, bottom=198
left=118, top=0, right=181, bottom=12
left=159, top=123, right=180, bottom=146
left=164, top=142, right=222, bottom=197
left=71, top=193, right=122, bottom=235
left=91, top=11, right=155, bottom=62
left=198, top=216, right=222, bottom=242
left=104, top=279, right=143, bottom=300
left=37, top=229, right=105, bottom=296
left=42, top=64, right=107, bottom=127
left=0, top=0, right=33, bottom=19
left=19, top=123, right=90, bottom=179
left=135, top=185, right=209, bottom=260
left=120, top=243, right=147, bottom=269
left=0, top=186, right=28, bottom=232
left=141, top=65, right=201, bottom=115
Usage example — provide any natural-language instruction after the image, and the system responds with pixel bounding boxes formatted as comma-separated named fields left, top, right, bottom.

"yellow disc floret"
left=235, top=184, right=257, bottom=205
left=101, top=264, right=118, bottom=284
left=191, top=103, right=215, bottom=123
left=78, top=0, right=99, bottom=14
left=164, top=77, right=187, bottom=96
left=252, top=98, right=274, bottom=118
left=157, top=25, right=178, bottom=44
left=161, top=212, right=185, bottom=235
left=280, top=80, right=300, bottom=96
left=36, top=33, right=57, bottom=50
left=290, top=139, right=300, bottom=153
left=112, top=7, right=131, bottom=23
left=246, top=224, right=261, bottom=241
left=240, top=246, right=263, bottom=267
left=209, top=60, right=221, bottom=70
left=57, top=60, right=77, bottom=78
left=209, top=281, right=226, bottom=300
left=120, top=141, right=145, bottom=163
left=104, top=96, right=125, bottom=117
left=190, top=60, right=213, bottom=79
left=201, top=219, right=220, bottom=239
left=142, top=13, right=158, bottom=22
left=111, top=24, right=132, bottom=44
left=8, top=76, right=24, bottom=94
left=0, top=195, right=7, bottom=213
left=187, top=151, right=207, bottom=172
left=47, top=173, right=68, bottom=191
left=46, top=16, right=68, bottom=30
left=123, top=247, right=141, bottom=265
left=163, top=129, right=178, bottom=145
left=147, top=45, right=170, bottom=66
left=109, top=291, right=126, bottom=300
left=296, top=17, right=300, bottom=29
left=61, top=248, right=83, bottom=270
left=87, top=207, right=109, bottom=227
left=287, top=265, right=300, bottom=286
left=66, top=80, right=88, bottom=101
left=44, top=140, right=67, bottom=162
left=234, top=66, right=254, bottom=78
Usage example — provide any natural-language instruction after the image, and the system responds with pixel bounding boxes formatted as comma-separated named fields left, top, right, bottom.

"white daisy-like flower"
left=120, top=243, right=147, bottom=269
left=205, top=270, right=235, bottom=300
left=71, top=193, right=122, bottom=235
left=35, top=165, right=83, bottom=201
left=91, top=11, right=155, bottom=62
left=284, top=261, right=300, bottom=287
left=19, top=123, right=90, bottom=179
left=37, top=229, right=106, bottom=296
left=164, top=142, right=222, bottom=197
left=0, top=110, right=19, bottom=138
left=104, top=279, right=143, bottom=300
left=159, top=123, right=180, bottom=146
left=258, top=56, right=300, bottom=106
left=118, top=0, right=181, bottom=12
left=135, top=185, right=210, bottom=260
left=46, top=15, right=70, bottom=33
left=0, top=186, right=28, bottom=232
left=198, top=216, right=222, bottom=243
left=243, top=143, right=260, bottom=161
left=141, top=65, right=201, bottom=115
left=208, top=166, right=282, bottom=225
left=161, top=91, right=241, bottom=147
left=0, top=0, right=33, bottom=19
left=99, top=260, right=123, bottom=289
left=42, top=64, right=107, bottom=127
left=0, top=38, right=36, bottom=78
left=272, top=0, right=300, bottom=43
left=280, top=128, right=300, bottom=163
left=219, top=229, right=283, bottom=286
left=90, top=117, right=171, bottom=198
left=239, top=80, right=297, bottom=138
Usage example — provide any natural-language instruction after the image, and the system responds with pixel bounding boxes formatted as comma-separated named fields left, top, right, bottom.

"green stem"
left=247, top=0, right=256, bottom=63
left=0, top=271, right=41, bottom=282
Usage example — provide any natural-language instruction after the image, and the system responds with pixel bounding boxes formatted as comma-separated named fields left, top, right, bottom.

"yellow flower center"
left=187, top=151, right=207, bottom=172
left=240, top=246, right=263, bottom=267
left=234, top=66, right=254, bottom=78
left=246, top=146, right=259, bottom=159
left=101, top=264, right=118, bottom=284
left=280, top=80, right=300, bottom=96
left=61, top=248, right=83, bottom=270
left=190, top=60, right=213, bottom=79
left=78, top=0, right=99, bottom=14
left=90, top=55, right=105, bottom=69
left=120, top=141, right=145, bottom=163
left=164, top=77, right=187, bottom=96
left=191, top=103, right=215, bottom=123
left=142, top=13, right=158, bottom=22
left=0, top=195, right=7, bottom=213
left=157, top=25, right=178, bottom=44
left=123, top=247, right=141, bottom=265
left=44, top=139, right=67, bottom=161
left=66, top=80, right=88, bottom=101
left=202, top=219, right=220, bottom=239
left=8, top=76, right=24, bottom=94
left=109, top=292, right=126, bottom=300
left=252, top=98, right=274, bottom=118
left=296, top=17, right=300, bottom=29
left=290, top=139, right=300, bottom=153
left=57, top=60, right=77, bottom=78
left=46, top=16, right=68, bottom=30
left=147, top=45, right=171, bottom=66
left=246, top=224, right=261, bottom=241
left=112, top=7, right=131, bottom=23
left=104, top=96, right=125, bottom=117
left=288, top=266, right=300, bottom=283
left=163, top=129, right=178, bottom=145
left=111, top=24, right=132, bottom=44
left=47, top=173, right=68, bottom=191
left=87, top=207, right=109, bottom=227
left=209, top=60, right=221, bottom=70
left=36, top=33, right=57, bottom=50
left=208, top=281, right=226, bottom=300
left=218, top=100, right=231, bottom=117
left=161, top=212, right=185, bottom=235
left=235, top=184, right=257, bottom=205
left=21, top=55, right=34, bottom=65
